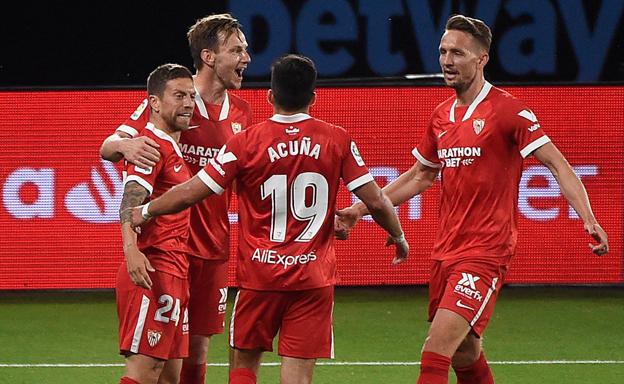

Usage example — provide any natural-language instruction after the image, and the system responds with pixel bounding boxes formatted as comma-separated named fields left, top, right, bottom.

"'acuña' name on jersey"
left=437, top=146, right=482, bottom=168
left=267, top=136, right=321, bottom=163
left=179, top=144, right=221, bottom=166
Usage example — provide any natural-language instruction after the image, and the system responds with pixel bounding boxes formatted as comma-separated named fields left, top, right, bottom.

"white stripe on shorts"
left=131, top=294, right=151, bottom=353
left=229, top=290, right=241, bottom=347
left=470, top=277, right=499, bottom=327
left=330, top=300, right=335, bottom=359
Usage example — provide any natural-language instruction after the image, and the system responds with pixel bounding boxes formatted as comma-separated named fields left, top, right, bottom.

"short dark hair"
left=147, top=63, right=193, bottom=98
left=271, top=54, right=317, bottom=111
left=187, top=13, right=242, bottom=70
left=445, top=14, right=492, bottom=52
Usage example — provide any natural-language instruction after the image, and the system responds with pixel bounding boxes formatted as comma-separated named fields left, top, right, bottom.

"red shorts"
left=230, top=286, right=334, bottom=359
left=187, top=257, right=229, bottom=336
left=428, top=257, right=508, bottom=337
left=116, top=263, right=189, bottom=360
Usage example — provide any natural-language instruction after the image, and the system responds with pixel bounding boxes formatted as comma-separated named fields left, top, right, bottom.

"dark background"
left=1, top=1, right=623, bottom=88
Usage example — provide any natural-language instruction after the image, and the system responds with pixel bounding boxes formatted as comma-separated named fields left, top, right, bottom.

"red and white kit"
left=198, top=113, right=374, bottom=357
left=413, top=82, right=550, bottom=334
left=117, top=91, right=252, bottom=335
left=117, top=123, right=191, bottom=358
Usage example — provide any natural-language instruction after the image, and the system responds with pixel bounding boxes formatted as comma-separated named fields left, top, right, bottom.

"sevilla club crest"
left=231, top=122, right=242, bottom=134
left=147, top=329, right=162, bottom=347
left=473, top=118, right=485, bottom=135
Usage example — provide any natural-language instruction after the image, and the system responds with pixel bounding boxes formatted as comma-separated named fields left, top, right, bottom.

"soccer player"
left=335, top=14, right=609, bottom=384
left=116, top=63, right=195, bottom=384
left=101, top=14, right=253, bottom=384
left=126, top=54, right=410, bottom=384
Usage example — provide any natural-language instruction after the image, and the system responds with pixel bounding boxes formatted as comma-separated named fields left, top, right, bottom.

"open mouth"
left=234, top=68, right=245, bottom=79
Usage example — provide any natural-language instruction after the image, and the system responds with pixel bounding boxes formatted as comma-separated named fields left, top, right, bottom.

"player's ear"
left=309, top=92, right=316, bottom=107
left=478, top=52, right=489, bottom=69
left=148, top=94, right=160, bottom=113
left=201, top=49, right=216, bottom=68
left=267, top=89, right=275, bottom=106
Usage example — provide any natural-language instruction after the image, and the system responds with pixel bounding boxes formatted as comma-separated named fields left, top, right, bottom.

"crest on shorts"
left=231, top=122, right=242, bottom=134
left=473, top=119, right=485, bottom=135
left=147, top=329, right=162, bottom=347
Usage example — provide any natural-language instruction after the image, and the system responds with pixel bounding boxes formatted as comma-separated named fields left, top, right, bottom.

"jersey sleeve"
left=123, top=138, right=166, bottom=196
left=197, top=133, right=244, bottom=195
left=116, top=99, right=150, bottom=137
left=413, top=115, right=443, bottom=168
left=340, top=134, right=374, bottom=192
left=511, top=105, right=551, bottom=158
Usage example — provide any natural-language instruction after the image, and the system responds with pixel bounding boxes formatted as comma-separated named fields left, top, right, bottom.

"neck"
left=150, top=118, right=181, bottom=142
left=194, top=70, right=227, bottom=105
left=274, top=106, right=310, bottom=116
left=455, top=75, right=486, bottom=106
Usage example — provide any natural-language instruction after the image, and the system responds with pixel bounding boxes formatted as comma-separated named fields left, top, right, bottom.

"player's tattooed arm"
left=119, top=181, right=149, bottom=223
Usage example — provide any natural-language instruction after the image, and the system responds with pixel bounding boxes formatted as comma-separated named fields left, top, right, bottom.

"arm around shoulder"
left=100, top=131, right=161, bottom=168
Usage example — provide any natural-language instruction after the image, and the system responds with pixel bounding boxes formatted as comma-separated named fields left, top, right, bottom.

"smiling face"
left=439, top=29, right=488, bottom=93
left=209, top=29, right=250, bottom=90
left=151, top=77, right=196, bottom=132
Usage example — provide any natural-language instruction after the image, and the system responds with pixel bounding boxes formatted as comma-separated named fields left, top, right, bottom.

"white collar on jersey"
left=269, top=113, right=312, bottom=123
left=193, top=88, right=230, bottom=121
left=449, top=81, right=493, bottom=123
left=144, top=122, right=183, bottom=158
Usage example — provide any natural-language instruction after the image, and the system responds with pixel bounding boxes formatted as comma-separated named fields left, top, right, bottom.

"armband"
left=141, top=203, right=152, bottom=220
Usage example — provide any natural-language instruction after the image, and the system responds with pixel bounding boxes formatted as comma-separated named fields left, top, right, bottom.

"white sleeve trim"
left=520, top=135, right=551, bottom=158
left=117, top=124, right=139, bottom=137
left=412, top=148, right=442, bottom=168
left=124, top=175, right=153, bottom=195
left=197, top=169, right=225, bottom=195
left=346, top=173, right=374, bottom=192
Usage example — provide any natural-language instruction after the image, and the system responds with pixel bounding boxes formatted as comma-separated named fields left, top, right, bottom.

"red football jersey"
left=197, top=114, right=374, bottom=290
left=123, top=123, right=192, bottom=278
left=414, top=82, right=550, bottom=262
left=117, top=90, right=252, bottom=261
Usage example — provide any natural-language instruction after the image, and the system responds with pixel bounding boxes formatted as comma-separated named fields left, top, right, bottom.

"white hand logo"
left=64, top=159, right=123, bottom=223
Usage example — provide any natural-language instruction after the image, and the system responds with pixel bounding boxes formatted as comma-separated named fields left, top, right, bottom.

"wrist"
left=392, top=232, right=406, bottom=244
left=141, top=203, right=152, bottom=220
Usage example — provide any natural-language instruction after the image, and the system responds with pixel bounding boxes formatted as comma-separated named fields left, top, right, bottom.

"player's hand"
left=129, top=206, right=149, bottom=231
left=124, top=245, right=155, bottom=289
left=386, top=235, right=409, bottom=265
left=585, top=222, right=608, bottom=256
left=334, top=207, right=362, bottom=240
left=120, top=136, right=161, bottom=169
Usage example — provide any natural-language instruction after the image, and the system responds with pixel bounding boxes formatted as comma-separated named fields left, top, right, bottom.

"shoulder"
left=141, top=128, right=178, bottom=158
left=488, top=86, right=531, bottom=114
left=432, top=96, right=455, bottom=117
left=229, top=92, right=251, bottom=109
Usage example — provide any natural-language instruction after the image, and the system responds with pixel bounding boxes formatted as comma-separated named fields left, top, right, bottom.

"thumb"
left=335, top=209, right=346, bottom=217
left=385, top=236, right=395, bottom=247
left=145, top=259, right=155, bottom=272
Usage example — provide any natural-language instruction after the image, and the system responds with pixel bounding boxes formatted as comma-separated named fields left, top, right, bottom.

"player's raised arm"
left=532, top=142, right=608, bottom=256
left=100, top=131, right=161, bottom=168
left=129, top=175, right=215, bottom=227
left=351, top=180, right=409, bottom=264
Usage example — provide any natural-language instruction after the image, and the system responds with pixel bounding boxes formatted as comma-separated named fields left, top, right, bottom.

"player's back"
left=228, top=113, right=370, bottom=290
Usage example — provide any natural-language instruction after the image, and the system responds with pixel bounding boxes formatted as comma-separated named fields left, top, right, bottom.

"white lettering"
left=267, top=137, right=321, bottom=163
left=249, top=248, right=318, bottom=269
